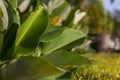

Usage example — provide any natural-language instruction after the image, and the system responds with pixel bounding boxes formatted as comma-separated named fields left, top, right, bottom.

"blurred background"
left=70, top=0, right=120, bottom=53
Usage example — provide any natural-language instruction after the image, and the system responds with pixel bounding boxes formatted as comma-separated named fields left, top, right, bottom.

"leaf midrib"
left=16, top=8, right=42, bottom=47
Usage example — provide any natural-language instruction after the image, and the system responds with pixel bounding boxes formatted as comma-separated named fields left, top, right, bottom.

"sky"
left=102, top=0, right=120, bottom=21
left=102, top=0, right=120, bottom=13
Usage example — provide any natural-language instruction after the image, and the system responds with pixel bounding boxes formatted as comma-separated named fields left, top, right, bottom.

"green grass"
left=71, top=53, right=120, bottom=80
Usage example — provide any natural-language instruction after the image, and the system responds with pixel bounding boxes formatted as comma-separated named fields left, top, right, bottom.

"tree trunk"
left=90, top=34, right=111, bottom=52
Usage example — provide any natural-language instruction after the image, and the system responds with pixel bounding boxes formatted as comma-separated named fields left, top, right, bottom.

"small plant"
left=0, top=0, right=91, bottom=80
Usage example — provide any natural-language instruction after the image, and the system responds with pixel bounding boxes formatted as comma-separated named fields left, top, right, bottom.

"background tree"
left=112, top=10, right=120, bottom=37
left=79, top=0, right=114, bottom=52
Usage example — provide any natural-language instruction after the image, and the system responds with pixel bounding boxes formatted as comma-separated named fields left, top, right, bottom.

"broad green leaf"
left=0, top=0, right=9, bottom=31
left=0, top=23, right=18, bottom=60
left=0, top=56, right=62, bottom=80
left=43, top=50, right=91, bottom=67
left=41, top=28, right=85, bottom=54
left=15, top=6, right=48, bottom=54
left=40, top=26, right=66, bottom=43
left=62, top=37, right=86, bottom=50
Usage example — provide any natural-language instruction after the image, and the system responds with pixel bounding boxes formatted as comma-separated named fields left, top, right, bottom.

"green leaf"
left=5, top=0, right=18, bottom=9
left=51, top=1, right=71, bottom=20
left=10, top=8, right=20, bottom=26
left=48, top=0, right=65, bottom=15
left=43, top=50, right=91, bottom=67
left=0, top=0, right=9, bottom=31
left=0, top=56, right=62, bottom=80
left=44, top=0, right=71, bottom=21
left=62, top=6, right=79, bottom=26
left=0, top=23, right=18, bottom=60
left=5, top=1, right=20, bottom=26
left=62, top=37, right=86, bottom=50
left=40, top=26, right=66, bottom=43
left=41, top=28, right=85, bottom=54
left=15, top=6, right=48, bottom=54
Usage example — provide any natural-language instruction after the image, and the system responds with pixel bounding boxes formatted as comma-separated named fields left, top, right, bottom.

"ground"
left=72, top=53, right=120, bottom=80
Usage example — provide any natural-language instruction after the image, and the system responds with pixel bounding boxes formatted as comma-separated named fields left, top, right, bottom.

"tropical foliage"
left=0, top=0, right=91, bottom=80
